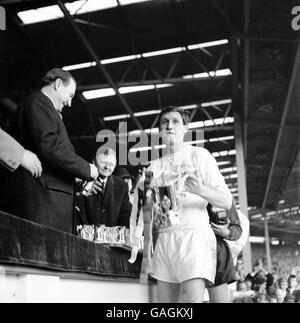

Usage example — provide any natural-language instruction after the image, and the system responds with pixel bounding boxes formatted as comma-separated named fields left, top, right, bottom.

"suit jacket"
left=1, top=91, right=91, bottom=233
left=78, top=175, right=132, bottom=228
left=0, top=128, right=24, bottom=171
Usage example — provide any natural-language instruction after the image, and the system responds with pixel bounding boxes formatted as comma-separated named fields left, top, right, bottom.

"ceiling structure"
left=0, top=0, right=299, bottom=240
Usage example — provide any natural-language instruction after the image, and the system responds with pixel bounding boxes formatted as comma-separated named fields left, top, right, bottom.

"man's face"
left=276, top=289, right=285, bottom=303
left=96, top=154, right=116, bottom=178
left=159, top=111, right=187, bottom=146
left=55, top=78, right=76, bottom=112
left=279, top=280, right=288, bottom=290
left=237, top=282, right=247, bottom=292
left=245, top=280, right=252, bottom=290
left=288, top=277, right=297, bottom=289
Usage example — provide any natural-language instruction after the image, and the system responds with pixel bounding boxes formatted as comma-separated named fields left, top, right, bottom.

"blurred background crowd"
left=230, top=244, right=300, bottom=303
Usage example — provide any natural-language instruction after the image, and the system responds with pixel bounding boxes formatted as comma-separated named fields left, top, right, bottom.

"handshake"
left=79, top=164, right=105, bottom=196
left=81, top=178, right=105, bottom=196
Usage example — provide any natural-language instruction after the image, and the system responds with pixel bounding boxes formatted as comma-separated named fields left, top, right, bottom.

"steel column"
left=262, top=44, right=300, bottom=210
left=264, top=213, right=272, bottom=273
left=235, top=115, right=252, bottom=275
left=243, top=0, right=250, bottom=161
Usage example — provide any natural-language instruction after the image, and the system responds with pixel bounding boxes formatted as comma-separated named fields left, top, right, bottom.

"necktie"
left=98, top=178, right=105, bottom=197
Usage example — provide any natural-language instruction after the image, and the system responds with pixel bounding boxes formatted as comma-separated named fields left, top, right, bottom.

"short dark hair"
left=158, top=106, right=191, bottom=127
left=39, top=68, right=76, bottom=89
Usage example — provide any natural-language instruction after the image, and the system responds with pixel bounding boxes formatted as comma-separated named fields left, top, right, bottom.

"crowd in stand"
left=230, top=246, right=300, bottom=303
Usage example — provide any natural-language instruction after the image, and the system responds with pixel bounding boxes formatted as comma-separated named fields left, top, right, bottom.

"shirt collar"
left=41, top=91, right=62, bottom=119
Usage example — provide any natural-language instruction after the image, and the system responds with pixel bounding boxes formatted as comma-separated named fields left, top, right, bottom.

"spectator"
left=233, top=296, right=254, bottom=303
left=295, top=292, right=300, bottom=303
left=269, top=295, right=279, bottom=303
left=255, top=293, right=271, bottom=303
left=77, top=147, right=132, bottom=228
left=237, top=280, right=248, bottom=293
left=252, top=270, right=267, bottom=294
left=231, top=280, right=255, bottom=302
left=270, top=271, right=279, bottom=288
left=286, top=274, right=299, bottom=297
left=235, top=257, right=246, bottom=281
left=277, top=277, right=288, bottom=300
left=267, top=285, right=277, bottom=297
left=283, top=294, right=295, bottom=303
left=245, top=258, right=264, bottom=285
left=245, top=278, right=253, bottom=291
left=276, top=288, right=286, bottom=303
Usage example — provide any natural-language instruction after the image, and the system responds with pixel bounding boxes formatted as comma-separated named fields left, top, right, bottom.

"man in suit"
left=1, top=68, right=98, bottom=233
left=77, top=147, right=132, bottom=228
left=0, top=128, right=42, bottom=176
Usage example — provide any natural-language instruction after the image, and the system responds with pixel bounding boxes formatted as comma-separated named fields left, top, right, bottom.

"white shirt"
left=149, top=144, right=231, bottom=230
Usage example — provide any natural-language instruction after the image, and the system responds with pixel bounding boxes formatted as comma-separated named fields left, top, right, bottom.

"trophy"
left=158, top=184, right=179, bottom=226
left=155, top=167, right=188, bottom=226
left=77, top=225, right=95, bottom=241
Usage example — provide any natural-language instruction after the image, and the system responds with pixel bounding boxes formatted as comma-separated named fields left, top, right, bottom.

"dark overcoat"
left=1, top=91, right=91, bottom=233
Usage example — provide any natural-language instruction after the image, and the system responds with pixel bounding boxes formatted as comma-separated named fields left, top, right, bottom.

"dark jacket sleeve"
left=23, top=94, right=90, bottom=180
left=226, top=199, right=242, bottom=241
left=0, top=128, right=24, bottom=172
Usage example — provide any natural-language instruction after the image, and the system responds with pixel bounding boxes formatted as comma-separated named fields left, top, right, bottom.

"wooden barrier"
left=0, top=211, right=142, bottom=279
